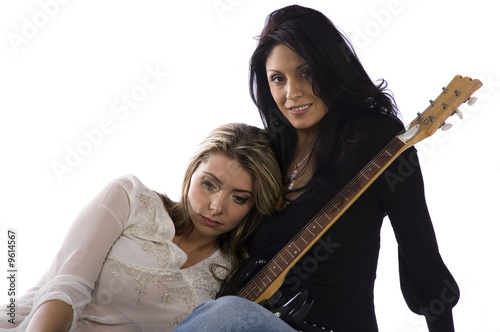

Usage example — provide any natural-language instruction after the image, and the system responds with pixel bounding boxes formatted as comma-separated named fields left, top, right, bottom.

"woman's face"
left=187, top=153, right=255, bottom=241
left=266, top=44, right=329, bottom=134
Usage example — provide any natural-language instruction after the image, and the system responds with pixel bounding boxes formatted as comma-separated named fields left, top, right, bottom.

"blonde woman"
left=0, top=123, right=281, bottom=332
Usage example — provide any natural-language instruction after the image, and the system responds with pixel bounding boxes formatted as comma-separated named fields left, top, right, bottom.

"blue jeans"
left=174, top=296, right=297, bottom=332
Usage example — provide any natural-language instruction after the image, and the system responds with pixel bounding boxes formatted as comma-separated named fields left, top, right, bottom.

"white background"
left=1, top=0, right=499, bottom=331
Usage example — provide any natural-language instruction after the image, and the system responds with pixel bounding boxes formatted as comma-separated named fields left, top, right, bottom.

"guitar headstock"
left=398, top=75, right=483, bottom=146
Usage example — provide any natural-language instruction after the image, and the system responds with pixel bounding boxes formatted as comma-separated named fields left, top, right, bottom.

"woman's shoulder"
left=99, top=175, right=156, bottom=210
left=107, top=174, right=149, bottom=194
left=348, top=112, right=404, bottom=136
left=337, top=112, right=405, bottom=167
left=342, top=112, right=404, bottom=148
left=106, top=175, right=176, bottom=235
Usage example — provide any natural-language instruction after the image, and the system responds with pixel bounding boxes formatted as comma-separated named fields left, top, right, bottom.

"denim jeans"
left=174, top=296, right=296, bottom=332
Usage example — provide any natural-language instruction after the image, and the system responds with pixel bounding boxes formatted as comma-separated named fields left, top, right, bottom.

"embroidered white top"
left=0, top=175, right=231, bottom=331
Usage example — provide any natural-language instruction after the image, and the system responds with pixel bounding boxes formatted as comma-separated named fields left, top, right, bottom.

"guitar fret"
left=279, top=255, right=289, bottom=265
left=360, top=172, right=369, bottom=180
left=293, top=242, right=301, bottom=252
left=372, top=162, right=381, bottom=169
left=285, top=247, right=295, bottom=259
left=324, top=212, right=332, bottom=220
left=251, top=287, right=262, bottom=301
left=288, top=243, right=300, bottom=255
left=259, top=279, right=267, bottom=289
left=306, top=228, right=315, bottom=237
left=244, top=290, right=254, bottom=300
left=384, top=150, right=393, bottom=156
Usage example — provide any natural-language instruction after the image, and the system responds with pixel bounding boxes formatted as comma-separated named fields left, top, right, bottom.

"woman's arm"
left=361, top=115, right=457, bottom=331
left=19, top=176, right=134, bottom=328
left=26, top=300, right=74, bottom=332
left=375, top=147, right=458, bottom=331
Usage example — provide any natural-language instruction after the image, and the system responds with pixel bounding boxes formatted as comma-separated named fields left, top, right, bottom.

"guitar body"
left=217, top=258, right=314, bottom=327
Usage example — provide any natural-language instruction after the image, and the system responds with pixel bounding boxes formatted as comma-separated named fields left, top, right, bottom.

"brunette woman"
left=175, top=5, right=458, bottom=332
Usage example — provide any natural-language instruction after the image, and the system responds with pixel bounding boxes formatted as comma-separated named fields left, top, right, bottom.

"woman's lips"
left=202, top=216, right=222, bottom=227
left=288, top=104, right=311, bottom=115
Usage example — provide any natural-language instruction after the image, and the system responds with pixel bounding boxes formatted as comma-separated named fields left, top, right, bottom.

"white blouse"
left=0, top=175, right=231, bottom=331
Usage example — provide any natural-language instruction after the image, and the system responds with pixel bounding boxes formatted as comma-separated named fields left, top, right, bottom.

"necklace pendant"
left=288, top=169, right=298, bottom=189
left=287, top=149, right=312, bottom=190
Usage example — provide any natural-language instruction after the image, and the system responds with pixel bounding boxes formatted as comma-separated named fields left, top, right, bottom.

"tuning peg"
left=467, top=96, right=478, bottom=106
left=453, top=108, right=463, bottom=119
left=441, top=123, right=453, bottom=131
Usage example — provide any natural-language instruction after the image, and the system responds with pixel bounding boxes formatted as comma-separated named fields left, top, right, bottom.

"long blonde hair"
left=158, top=123, right=282, bottom=271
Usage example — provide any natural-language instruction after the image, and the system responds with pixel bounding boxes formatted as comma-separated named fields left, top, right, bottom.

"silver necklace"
left=288, top=150, right=312, bottom=190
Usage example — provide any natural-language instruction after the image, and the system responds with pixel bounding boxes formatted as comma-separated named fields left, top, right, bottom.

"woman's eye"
left=301, top=69, right=311, bottom=78
left=202, top=179, right=217, bottom=190
left=270, top=75, right=284, bottom=84
left=233, top=195, right=248, bottom=205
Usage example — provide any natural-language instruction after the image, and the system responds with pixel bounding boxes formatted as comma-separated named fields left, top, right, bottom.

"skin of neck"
left=295, top=126, right=318, bottom=158
left=174, top=229, right=219, bottom=255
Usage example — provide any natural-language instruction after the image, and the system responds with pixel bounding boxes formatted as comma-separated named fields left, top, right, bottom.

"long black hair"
left=249, top=5, right=401, bottom=196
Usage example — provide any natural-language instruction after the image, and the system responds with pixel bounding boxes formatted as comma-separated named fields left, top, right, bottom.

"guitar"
left=217, top=75, right=483, bottom=325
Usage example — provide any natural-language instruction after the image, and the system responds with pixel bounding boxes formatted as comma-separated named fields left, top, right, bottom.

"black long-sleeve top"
left=247, top=114, right=458, bottom=332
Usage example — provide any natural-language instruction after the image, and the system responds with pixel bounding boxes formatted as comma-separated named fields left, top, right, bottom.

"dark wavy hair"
left=250, top=5, right=401, bottom=195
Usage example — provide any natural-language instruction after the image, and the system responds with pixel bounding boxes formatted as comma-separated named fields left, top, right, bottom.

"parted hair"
left=158, top=123, right=282, bottom=271
left=249, top=5, right=400, bottom=195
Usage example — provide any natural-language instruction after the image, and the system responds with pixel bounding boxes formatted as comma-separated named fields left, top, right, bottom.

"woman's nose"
left=286, top=79, right=303, bottom=100
left=210, top=194, right=224, bottom=215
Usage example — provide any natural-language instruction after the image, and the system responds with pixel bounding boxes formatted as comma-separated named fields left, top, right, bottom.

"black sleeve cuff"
left=426, top=309, right=455, bottom=332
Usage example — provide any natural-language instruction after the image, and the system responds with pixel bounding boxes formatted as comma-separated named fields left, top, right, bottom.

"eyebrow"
left=204, top=171, right=254, bottom=195
left=296, top=63, right=309, bottom=70
left=267, top=62, right=309, bottom=74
